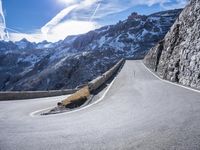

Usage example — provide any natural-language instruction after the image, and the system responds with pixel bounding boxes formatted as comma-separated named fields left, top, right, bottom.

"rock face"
left=144, top=0, right=200, bottom=89
left=0, top=9, right=181, bottom=91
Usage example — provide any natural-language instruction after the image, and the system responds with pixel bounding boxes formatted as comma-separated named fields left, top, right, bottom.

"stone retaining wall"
left=58, top=59, right=125, bottom=107
left=144, top=0, right=200, bottom=89
left=0, top=89, right=77, bottom=101
left=88, top=59, right=124, bottom=92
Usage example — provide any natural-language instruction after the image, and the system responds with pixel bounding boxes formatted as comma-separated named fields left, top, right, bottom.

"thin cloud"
left=39, top=0, right=100, bottom=42
left=41, top=4, right=78, bottom=35
left=160, top=0, right=188, bottom=9
left=0, top=0, right=9, bottom=40
left=90, top=2, right=101, bottom=22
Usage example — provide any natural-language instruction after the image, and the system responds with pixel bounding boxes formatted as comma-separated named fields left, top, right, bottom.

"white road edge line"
left=142, top=61, right=200, bottom=93
left=30, top=73, right=118, bottom=117
left=30, top=107, right=53, bottom=117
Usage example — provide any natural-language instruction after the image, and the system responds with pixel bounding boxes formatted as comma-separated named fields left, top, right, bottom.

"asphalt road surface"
left=1, top=60, right=200, bottom=150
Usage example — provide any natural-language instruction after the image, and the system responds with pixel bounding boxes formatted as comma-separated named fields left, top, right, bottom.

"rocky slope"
left=144, top=0, right=200, bottom=89
left=0, top=9, right=182, bottom=91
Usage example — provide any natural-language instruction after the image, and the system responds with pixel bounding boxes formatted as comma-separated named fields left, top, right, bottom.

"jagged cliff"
left=144, top=0, right=200, bottom=89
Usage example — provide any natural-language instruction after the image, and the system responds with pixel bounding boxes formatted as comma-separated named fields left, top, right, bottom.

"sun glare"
left=58, top=0, right=76, bottom=5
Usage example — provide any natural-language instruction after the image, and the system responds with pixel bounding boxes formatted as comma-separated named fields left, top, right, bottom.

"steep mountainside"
left=0, top=9, right=182, bottom=91
left=144, top=0, right=200, bottom=89
left=61, top=9, right=182, bottom=59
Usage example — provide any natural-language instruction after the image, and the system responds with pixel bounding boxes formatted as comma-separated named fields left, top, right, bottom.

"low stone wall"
left=0, top=89, right=77, bottom=101
left=88, top=59, right=125, bottom=92
left=57, top=59, right=124, bottom=107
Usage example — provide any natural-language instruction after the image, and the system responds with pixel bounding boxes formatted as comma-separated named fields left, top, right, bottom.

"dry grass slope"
left=60, top=86, right=90, bottom=106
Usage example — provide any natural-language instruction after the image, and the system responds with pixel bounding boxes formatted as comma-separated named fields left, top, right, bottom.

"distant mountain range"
left=0, top=9, right=182, bottom=91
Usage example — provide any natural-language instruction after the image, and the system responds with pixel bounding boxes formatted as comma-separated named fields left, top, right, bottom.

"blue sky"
left=1, top=0, right=187, bottom=42
left=3, top=0, right=64, bottom=32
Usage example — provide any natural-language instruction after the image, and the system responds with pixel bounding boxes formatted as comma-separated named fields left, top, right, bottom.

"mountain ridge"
left=0, top=9, right=182, bottom=91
